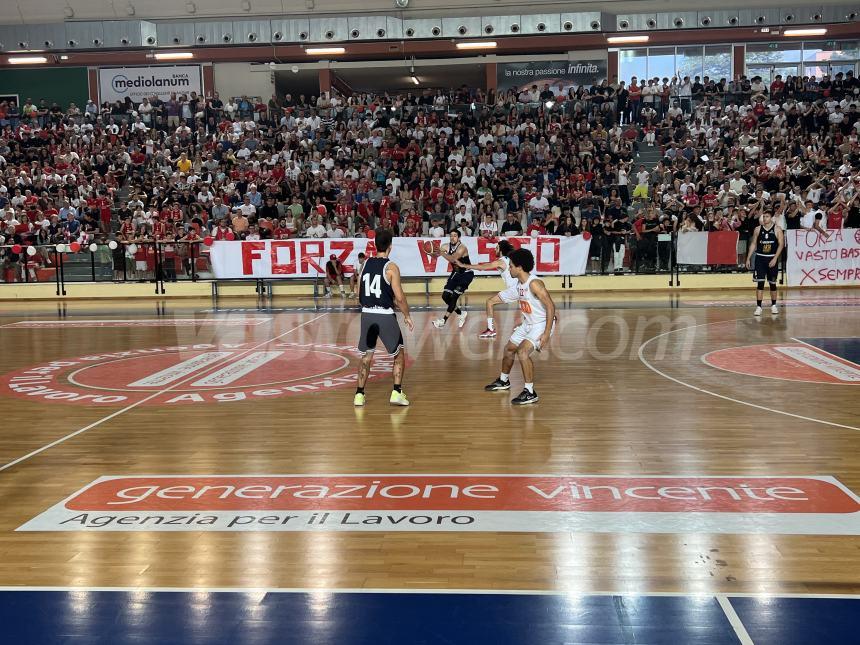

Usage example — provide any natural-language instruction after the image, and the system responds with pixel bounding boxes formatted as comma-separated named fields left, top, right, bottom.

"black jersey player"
left=431, top=230, right=474, bottom=330
left=745, top=210, right=785, bottom=316
left=354, top=228, right=414, bottom=406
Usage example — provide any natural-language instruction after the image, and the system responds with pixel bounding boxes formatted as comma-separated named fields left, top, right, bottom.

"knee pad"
left=769, top=283, right=777, bottom=292
left=442, top=290, right=454, bottom=306
left=757, top=281, right=765, bottom=290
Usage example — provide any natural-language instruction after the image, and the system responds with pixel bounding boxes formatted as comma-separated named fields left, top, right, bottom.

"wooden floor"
left=0, top=290, right=858, bottom=596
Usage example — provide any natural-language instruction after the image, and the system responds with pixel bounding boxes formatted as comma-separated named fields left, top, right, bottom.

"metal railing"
left=1, top=234, right=775, bottom=297
left=0, top=241, right=211, bottom=295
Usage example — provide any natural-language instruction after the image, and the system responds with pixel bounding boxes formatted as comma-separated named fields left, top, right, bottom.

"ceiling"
left=5, top=0, right=859, bottom=25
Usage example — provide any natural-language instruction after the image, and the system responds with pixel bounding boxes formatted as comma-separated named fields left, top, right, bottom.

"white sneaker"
left=754, top=306, right=762, bottom=316
left=771, top=304, right=778, bottom=314
left=432, top=318, right=446, bottom=329
left=457, top=310, right=468, bottom=328
left=323, top=290, right=332, bottom=298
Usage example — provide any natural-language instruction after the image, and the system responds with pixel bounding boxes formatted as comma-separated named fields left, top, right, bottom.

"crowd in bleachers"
left=1, top=69, right=859, bottom=281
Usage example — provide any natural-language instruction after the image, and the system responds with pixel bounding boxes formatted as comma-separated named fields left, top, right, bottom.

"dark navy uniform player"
left=745, top=210, right=785, bottom=316
left=431, top=230, right=474, bottom=329
left=355, top=228, right=414, bottom=407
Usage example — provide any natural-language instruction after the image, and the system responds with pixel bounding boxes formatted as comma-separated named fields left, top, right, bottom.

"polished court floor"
left=0, top=289, right=858, bottom=643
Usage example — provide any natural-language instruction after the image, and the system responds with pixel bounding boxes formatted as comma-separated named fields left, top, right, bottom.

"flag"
left=677, top=231, right=739, bottom=265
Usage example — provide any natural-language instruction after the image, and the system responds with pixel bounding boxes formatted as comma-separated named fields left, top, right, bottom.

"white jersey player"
left=457, top=239, right=516, bottom=339
left=484, top=248, right=556, bottom=405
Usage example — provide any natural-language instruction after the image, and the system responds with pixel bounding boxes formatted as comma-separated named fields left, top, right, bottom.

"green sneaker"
left=353, top=392, right=366, bottom=407
left=389, top=390, right=410, bottom=406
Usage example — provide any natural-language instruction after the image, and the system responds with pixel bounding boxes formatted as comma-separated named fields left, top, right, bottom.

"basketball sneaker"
left=512, top=389, right=539, bottom=405
left=323, top=289, right=332, bottom=298
left=389, top=390, right=410, bottom=406
left=771, top=304, right=778, bottom=314
left=432, top=318, right=446, bottom=328
left=353, top=392, right=366, bottom=407
left=479, top=328, right=497, bottom=339
left=484, top=378, right=511, bottom=391
left=457, top=310, right=468, bottom=328
left=754, top=306, right=763, bottom=316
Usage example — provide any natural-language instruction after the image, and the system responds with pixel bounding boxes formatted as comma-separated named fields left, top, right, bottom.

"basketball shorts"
left=358, top=312, right=404, bottom=356
left=498, top=284, right=519, bottom=303
left=510, top=318, right=555, bottom=351
left=753, top=254, right=778, bottom=284
left=444, top=271, right=474, bottom=296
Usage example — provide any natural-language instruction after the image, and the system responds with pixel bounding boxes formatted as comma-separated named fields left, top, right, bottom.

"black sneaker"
left=512, top=389, right=539, bottom=405
left=484, top=378, right=511, bottom=391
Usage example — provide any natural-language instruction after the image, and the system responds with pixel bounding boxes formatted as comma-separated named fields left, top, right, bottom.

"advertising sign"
left=98, top=65, right=202, bottom=103
left=497, top=59, right=609, bottom=94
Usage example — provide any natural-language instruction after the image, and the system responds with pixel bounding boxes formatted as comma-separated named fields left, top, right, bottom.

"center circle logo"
left=0, top=342, right=399, bottom=406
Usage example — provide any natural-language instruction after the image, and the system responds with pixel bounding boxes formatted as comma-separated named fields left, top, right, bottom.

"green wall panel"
left=0, top=66, right=89, bottom=109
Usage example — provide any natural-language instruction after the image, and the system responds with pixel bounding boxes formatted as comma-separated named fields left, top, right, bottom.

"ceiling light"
left=126, top=3, right=135, bottom=15
left=60, top=55, right=69, bottom=60
left=784, top=28, right=827, bottom=36
left=410, top=74, right=420, bottom=85
left=305, top=47, right=346, bottom=55
left=154, top=52, right=194, bottom=60
left=8, top=56, right=48, bottom=64
left=455, top=40, right=497, bottom=50
left=606, top=35, right=650, bottom=44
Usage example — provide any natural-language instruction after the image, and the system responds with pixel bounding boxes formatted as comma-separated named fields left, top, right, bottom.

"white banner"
left=98, top=65, right=203, bottom=104
left=17, top=474, right=860, bottom=534
left=209, top=236, right=591, bottom=279
left=786, top=228, right=860, bottom=286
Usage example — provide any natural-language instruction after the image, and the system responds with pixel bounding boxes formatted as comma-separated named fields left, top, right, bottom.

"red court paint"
left=0, top=342, right=402, bottom=406
left=703, top=344, right=860, bottom=384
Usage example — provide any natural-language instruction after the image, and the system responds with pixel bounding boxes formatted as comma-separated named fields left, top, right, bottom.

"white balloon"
left=26, top=246, right=37, bottom=256
left=56, top=243, right=66, bottom=253
left=108, top=240, right=118, bottom=250
left=128, top=243, right=138, bottom=254
left=291, top=65, right=299, bottom=73
left=89, top=243, right=98, bottom=252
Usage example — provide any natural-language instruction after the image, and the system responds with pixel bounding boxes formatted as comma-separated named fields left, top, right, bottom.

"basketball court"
left=0, top=289, right=858, bottom=644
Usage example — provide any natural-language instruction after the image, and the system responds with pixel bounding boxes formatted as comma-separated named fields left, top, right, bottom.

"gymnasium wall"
left=0, top=67, right=89, bottom=108
left=212, top=63, right=275, bottom=102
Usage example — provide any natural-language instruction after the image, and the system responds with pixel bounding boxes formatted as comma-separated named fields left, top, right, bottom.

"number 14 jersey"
left=359, top=257, right=396, bottom=313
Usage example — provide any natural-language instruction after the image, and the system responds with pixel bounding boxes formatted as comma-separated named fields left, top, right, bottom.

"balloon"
left=582, top=231, right=592, bottom=241
left=11, top=244, right=21, bottom=254
left=89, top=243, right=98, bottom=252
left=203, top=236, right=214, bottom=246
left=225, top=231, right=235, bottom=241
left=367, top=229, right=376, bottom=240
left=56, top=243, right=67, bottom=253
left=26, top=246, right=37, bottom=256
left=108, top=240, right=118, bottom=250
left=69, top=242, right=81, bottom=253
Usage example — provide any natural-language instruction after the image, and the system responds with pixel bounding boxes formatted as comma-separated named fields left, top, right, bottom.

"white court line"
left=717, top=595, right=755, bottom=645
left=0, top=586, right=857, bottom=600
left=2, top=318, right=272, bottom=328
left=637, top=316, right=860, bottom=432
left=0, top=313, right=328, bottom=475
